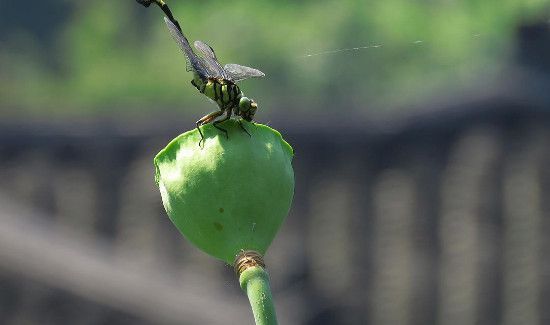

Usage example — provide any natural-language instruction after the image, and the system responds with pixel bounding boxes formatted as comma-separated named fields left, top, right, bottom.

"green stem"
left=239, top=266, right=278, bottom=325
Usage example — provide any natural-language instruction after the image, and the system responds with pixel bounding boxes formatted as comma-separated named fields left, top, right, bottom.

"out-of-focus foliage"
left=0, top=0, right=547, bottom=117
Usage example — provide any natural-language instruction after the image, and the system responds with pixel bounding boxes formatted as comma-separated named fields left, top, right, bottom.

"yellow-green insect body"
left=164, top=16, right=264, bottom=145
left=200, top=79, right=242, bottom=110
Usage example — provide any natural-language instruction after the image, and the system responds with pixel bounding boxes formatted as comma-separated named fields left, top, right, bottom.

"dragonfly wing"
left=193, top=40, right=228, bottom=79
left=224, top=63, right=265, bottom=82
left=163, top=17, right=211, bottom=78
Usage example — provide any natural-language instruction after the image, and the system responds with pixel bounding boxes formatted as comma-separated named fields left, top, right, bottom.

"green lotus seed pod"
left=154, top=120, right=294, bottom=264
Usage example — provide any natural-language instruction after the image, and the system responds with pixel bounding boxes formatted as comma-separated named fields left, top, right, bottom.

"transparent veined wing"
left=163, top=17, right=211, bottom=78
left=193, top=40, right=228, bottom=79
left=224, top=64, right=265, bottom=82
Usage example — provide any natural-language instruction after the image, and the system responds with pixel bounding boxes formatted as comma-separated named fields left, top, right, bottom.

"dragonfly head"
left=239, top=96, right=258, bottom=121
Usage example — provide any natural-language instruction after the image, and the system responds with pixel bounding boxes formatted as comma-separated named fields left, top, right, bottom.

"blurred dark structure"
left=0, top=22, right=549, bottom=325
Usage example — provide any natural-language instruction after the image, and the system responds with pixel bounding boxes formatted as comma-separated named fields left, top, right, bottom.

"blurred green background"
left=0, top=0, right=547, bottom=119
left=1, top=2, right=550, bottom=325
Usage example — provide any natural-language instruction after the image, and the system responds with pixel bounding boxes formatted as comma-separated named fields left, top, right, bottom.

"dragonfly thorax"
left=191, top=77, right=257, bottom=121
left=198, top=78, right=241, bottom=109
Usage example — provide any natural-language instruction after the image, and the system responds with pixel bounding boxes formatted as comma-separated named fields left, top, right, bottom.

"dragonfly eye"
left=239, top=97, right=257, bottom=121
left=239, top=97, right=253, bottom=112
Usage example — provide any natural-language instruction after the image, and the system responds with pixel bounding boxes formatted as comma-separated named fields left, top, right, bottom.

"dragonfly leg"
left=238, top=119, right=251, bottom=137
left=196, top=110, right=225, bottom=147
left=213, top=109, right=232, bottom=139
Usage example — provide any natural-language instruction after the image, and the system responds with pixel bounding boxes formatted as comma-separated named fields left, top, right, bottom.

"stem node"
left=234, top=250, right=278, bottom=325
left=234, top=250, right=265, bottom=276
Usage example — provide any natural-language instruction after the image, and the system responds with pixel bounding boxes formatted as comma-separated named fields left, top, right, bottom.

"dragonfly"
left=163, top=17, right=265, bottom=145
